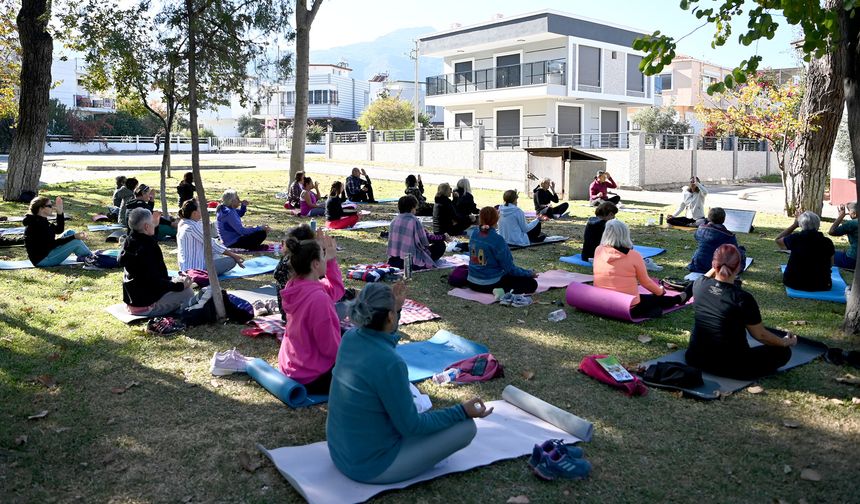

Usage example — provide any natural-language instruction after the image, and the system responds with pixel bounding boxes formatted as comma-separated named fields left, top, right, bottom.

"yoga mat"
left=639, top=334, right=827, bottom=400
left=399, top=299, right=441, bottom=325
left=723, top=208, right=756, bottom=234
left=663, top=223, right=697, bottom=232
left=446, top=271, right=592, bottom=305
left=103, top=303, right=149, bottom=324
left=509, top=236, right=568, bottom=250
left=780, top=265, right=847, bottom=303
left=246, top=358, right=327, bottom=408
left=105, top=230, right=125, bottom=243
left=429, top=254, right=469, bottom=270
left=88, top=224, right=125, bottom=232
left=333, top=219, right=391, bottom=230
left=396, top=329, right=489, bottom=382
left=0, top=255, right=78, bottom=270
left=565, top=281, right=691, bottom=323
left=560, top=245, right=666, bottom=268
left=501, top=385, right=593, bottom=442
left=0, top=226, right=25, bottom=236
left=349, top=197, right=399, bottom=204
left=168, top=256, right=280, bottom=280
left=229, top=243, right=280, bottom=254
left=259, top=399, right=583, bottom=504
left=685, top=257, right=754, bottom=281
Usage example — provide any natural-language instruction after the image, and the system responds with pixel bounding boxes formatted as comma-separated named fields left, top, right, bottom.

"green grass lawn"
left=1, top=170, right=858, bottom=503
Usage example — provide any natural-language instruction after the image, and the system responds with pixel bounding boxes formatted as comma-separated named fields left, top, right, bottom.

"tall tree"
left=0, top=0, right=21, bottom=120
left=4, top=0, right=51, bottom=201
left=289, top=0, right=323, bottom=180
left=634, top=0, right=860, bottom=333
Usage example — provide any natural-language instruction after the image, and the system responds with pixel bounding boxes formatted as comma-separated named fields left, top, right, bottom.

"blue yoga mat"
left=169, top=255, right=280, bottom=280
left=0, top=255, right=79, bottom=270
left=780, top=265, right=847, bottom=303
left=560, top=245, right=666, bottom=268
left=88, top=224, right=125, bottom=232
left=246, top=358, right=328, bottom=408
left=396, top=329, right=489, bottom=383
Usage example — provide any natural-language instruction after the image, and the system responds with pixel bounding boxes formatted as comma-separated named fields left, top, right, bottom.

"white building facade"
left=420, top=10, right=657, bottom=149
left=50, top=56, right=116, bottom=116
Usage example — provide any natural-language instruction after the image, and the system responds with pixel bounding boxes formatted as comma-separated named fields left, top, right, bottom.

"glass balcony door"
left=495, top=54, right=521, bottom=89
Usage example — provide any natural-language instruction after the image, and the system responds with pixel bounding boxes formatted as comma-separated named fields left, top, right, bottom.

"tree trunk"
left=841, top=5, right=860, bottom=335
left=288, top=6, right=310, bottom=180
left=4, top=0, right=51, bottom=201
left=783, top=0, right=845, bottom=216
left=186, top=0, right=226, bottom=319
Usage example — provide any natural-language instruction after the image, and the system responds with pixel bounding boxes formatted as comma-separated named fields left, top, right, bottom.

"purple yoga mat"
left=565, top=281, right=691, bottom=323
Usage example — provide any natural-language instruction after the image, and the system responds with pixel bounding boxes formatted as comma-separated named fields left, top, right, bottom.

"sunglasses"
left=43, top=204, right=53, bottom=208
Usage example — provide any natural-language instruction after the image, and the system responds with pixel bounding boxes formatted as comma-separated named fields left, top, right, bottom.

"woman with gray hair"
left=593, top=220, right=690, bottom=319
left=326, top=282, right=492, bottom=484
left=453, top=177, right=479, bottom=218
left=777, top=211, right=835, bottom=291
left=533, top=177, right=569, bottom=219
left=215, top=189, right=270, bottom=250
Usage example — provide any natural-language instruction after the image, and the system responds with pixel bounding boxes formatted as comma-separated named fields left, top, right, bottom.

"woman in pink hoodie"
left=593, top=220, right=690, bottom=319
left=278, top=232, right=344, bottom=394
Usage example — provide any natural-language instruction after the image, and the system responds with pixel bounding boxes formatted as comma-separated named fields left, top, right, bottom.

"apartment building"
left=51, top=56, right=116, bottom=116
left=419, top=10, right=658, bottom=148
left=649, top=55, right=732, bottom=132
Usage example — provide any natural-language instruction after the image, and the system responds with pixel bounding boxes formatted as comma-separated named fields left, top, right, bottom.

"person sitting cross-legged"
left=533, top=178, right=569, bottom=219
left=387, top=195, right=447, bottom=270
left=326, top=181, right=360, bottom=229
left=327, top=282, right=492, bottom=484
left=124, top=184, right=177, bottom=240
left=299, top=177, right=326, bottom=217
left=24, top=196, right=94, bottom=267
left=176, top=172, right=196, bottom=208
left=216, top=189, right=270, bottom=250
left=346, top=167, right=376, bottom=203
left=588, top=170, right=620, bottom=206
left=453, top=178, right=479, bottom=220
left=404, top=174, right=433, bottom=216
left=776, top=211, right=835, bottom=292
left=688, top=207, right=746, bottom=274
left=498, top=189, right=545, bottom=246
left=581, top=201, right=618, bottom=262
left=593, top=219, right=690, bottom=319
left=466, top=206, right=537, bottom=294
left=286, top=171, right=305, bottom=209
left=829, top=202, right=858, bottom=270
left=433, top=183, right=470, bottom=236
left=120, top=208, right=194, bottom=317
left=670, top=176, right=708, bottom=227
left=177, top=199, right=244, bottom=276
left=686, top=244, right=796, bottom=379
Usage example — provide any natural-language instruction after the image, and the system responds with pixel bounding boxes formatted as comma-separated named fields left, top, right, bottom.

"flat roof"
left=524, top=146, right=606, bottom=161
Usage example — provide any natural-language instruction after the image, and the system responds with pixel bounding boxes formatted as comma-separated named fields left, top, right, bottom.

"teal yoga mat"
left=246, top=358, right=328, bottom=408
left=780, top=265, right=846, bottom=303
left=169, top=255, right=280, bottom=280
left=396, top=329, right=489, bottom=382
left=560, top=245, right=665, bottom=268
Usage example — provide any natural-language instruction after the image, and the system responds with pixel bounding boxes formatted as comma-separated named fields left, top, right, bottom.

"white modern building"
left=50, top=56, right=116, bottom=116
left=419, top=10, right=658, bottom=148
left=253, top=64, right=371, bottom=130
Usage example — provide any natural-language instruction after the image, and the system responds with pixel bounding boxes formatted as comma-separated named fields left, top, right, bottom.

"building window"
left=702, top=75, right=718, bottom=92
left=577, top=46, right=601, bottom=91
left=454, top=112, right=472, bottom=127
left=626, top=54, right=644, bottom=93
left=285, top=91, right=295, bottom=105
left=425, top=105, right=436, bottom=115
left=331, top=90, right=338, bottom=105
left=657, top=73, right=672, bottom=93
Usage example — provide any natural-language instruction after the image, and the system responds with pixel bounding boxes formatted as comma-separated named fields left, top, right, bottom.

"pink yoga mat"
left=448, top=270, right=593, bottom=304
left=565, top=281, right=691, bottom=323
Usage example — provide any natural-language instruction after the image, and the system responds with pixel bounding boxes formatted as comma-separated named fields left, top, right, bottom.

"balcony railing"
left=74, top=95, right=115, bottom=110
left=426, top=59, right=566, bottom=96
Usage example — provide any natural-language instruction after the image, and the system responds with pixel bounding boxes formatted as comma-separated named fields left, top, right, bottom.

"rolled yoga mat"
left=246, top=358, right=328, bottom=408
left=565, top=281, right=690, bottom=323
left=501, top=385, right=593, bottom=442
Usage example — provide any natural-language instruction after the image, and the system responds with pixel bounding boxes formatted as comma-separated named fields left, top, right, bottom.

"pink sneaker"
left=210, top=348, right=251, bottom=376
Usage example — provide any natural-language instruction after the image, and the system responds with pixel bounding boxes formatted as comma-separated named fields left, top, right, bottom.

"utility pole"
left=276, top=44, right=281, bottom=159
left=411, top=39, right=419, bottom=128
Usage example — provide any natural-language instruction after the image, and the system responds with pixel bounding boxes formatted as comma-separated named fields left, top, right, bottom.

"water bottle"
left=431, top=368, right=460, bottom=385
left=310, top=219, right=317, bottom=232
left=404, top=253, right=413, bottom=279
left=548, top=309, right=567, bottom=322
left=659, top=213, right=664, bottom=226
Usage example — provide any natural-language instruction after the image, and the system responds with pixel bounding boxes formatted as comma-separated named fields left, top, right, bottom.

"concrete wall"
left=44, top=140, right=212, bottom=154
left=481, top=150, right=528, bottom=183
left=582, top=149, right=631, bottom=185
left=603, top=49, right=626, bottom=96
left=422, top=140, right=473, bottom=170
left=330, top=143, right=365, bottom=161
left=696, top=150, right=734, bottom=181
left=736, top=151, right=768, bottom=179
left=372, top=142, right=414, bottom=165
left=641, top=150, right=692, bottom=186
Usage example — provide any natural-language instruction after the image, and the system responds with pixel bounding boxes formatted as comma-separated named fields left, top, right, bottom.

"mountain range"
left=310, top=26, right=444, bottom=82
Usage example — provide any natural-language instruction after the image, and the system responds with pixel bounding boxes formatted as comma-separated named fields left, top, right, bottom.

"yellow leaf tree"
left=696, top=74, right=811, bottom=215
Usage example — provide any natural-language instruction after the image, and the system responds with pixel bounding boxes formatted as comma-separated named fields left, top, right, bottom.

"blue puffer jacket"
left=688, top=223, right=746, bottom=273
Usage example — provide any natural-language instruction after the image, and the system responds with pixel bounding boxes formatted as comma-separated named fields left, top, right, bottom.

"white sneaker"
left=210, top=348, right=251, bottom=376
left=251, top=299, right=269, bottom=317
left=644, top=258, right=664, bottom=272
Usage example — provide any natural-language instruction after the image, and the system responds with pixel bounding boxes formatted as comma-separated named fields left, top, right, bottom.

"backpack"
left=641, top=361, right=704, bottom=388
left=91, top=250, right=121, bottom=269
left=446, top=353, right=504, bottom=384
left=579, top=354, right=648, bottom=397
left=448, top=265, right=468, bottom=287
left=184, top=269, right=210, bottom=287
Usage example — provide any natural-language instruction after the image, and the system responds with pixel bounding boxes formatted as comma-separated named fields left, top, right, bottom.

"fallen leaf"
left=782, top=420, right=800, bottom=429
left=516, top=319, right=526, bottom=324
left=637, top=334, right=652, bottom=344
left=238, top=452, right=262, bottom=472
left=52, top=426, right=70, bottom=433
left=106, top=418, right=116, bottom=425
left=829, top=398, right=845, bottom=405
left=507, top=496, right=530, bottom=504
left=748, top=385, right=765, bottom=394
left=783, top=399, right=792, bottom=406
left=835, top=374, right=860, bottom=386
left=521, top=370, right=535, bottom=381
left=800, top=468, right=821, bottom=482
left=35, top=374, right=57, bottom=389
left=210, top=379, right=222, bottom=388
left=666, top=342, right=678, bottom=350
left=27, top=410, right=49, bottom=420
left=852, top=397, right=860, bottom=405
left=14, top=435, right=27, bottom=446
left=47, top=352, right=60, bottom=362
left=783, top=464, right=792, bottom=474
left=111, top=381, right=140, bottom=395
left=788, top=320, right=808, bottom=326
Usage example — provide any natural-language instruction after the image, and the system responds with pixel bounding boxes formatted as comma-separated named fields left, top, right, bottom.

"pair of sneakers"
left=145, top=317, right=186, bottom=336
left=210, top=348, right=253, bottom=376
left=499, top=291, right=533, bottom=307
left=528, top=439, right=591, bottom=481
left=643, top=257, right=663, bottom=272
left=251, top=299, right=280, bottom=317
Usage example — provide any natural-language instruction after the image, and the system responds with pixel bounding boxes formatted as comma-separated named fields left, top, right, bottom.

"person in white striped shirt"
left=177, top=199, right=245, bottom=275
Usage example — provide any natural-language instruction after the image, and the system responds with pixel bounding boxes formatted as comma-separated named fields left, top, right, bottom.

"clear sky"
left=310, top=0, right=801, bottom=69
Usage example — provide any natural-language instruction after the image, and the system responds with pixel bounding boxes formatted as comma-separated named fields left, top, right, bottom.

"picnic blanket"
left=780, top=265, right=847, bottom=303
left=639, top=334, right=827, bottom=399
left=259, top=386, right=589, bottom=504
left=560, top=245, right=666, bottom=268
left=346, top=263, right=402, bottom=282
left=399, top=299, right=441, bottom=325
